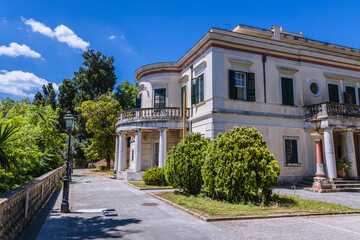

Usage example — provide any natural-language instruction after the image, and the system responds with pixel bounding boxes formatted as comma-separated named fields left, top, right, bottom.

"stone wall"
left=0, top=165, right=65, bottom=240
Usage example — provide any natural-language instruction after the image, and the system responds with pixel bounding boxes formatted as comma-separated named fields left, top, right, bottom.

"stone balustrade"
left=118, top=107, right=190, bottom=123
left=304, top=102, right=360, bottom=119
left=0, top=165, right=65, bottom=240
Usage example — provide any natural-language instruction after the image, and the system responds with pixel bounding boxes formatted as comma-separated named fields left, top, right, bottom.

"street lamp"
left=61, top=111, right=74, bottom=213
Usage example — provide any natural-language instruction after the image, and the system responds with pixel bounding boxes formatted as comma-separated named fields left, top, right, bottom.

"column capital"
left=134, top=128, right=142, bottom=132
left=159, top=128, right=168, bottom=132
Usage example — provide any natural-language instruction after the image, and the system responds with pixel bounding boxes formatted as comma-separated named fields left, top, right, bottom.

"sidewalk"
left=36, top=169, right=237, bottom=240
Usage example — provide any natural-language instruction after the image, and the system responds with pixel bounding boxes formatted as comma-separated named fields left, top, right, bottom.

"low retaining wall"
left=0, top=165, right=65, bottom=240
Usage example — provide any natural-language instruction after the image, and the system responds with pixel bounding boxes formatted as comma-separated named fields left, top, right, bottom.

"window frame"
left=192, top=73, right=205, bottom=105
left=283, top=137, right=301, bottom=166
left=308, top=79, right=322, bottom=97
left=153, top=88, right=167, bottom=108
left=344, top=83, right=357, bottom=105
left=234, top=71, right=247, bottom=101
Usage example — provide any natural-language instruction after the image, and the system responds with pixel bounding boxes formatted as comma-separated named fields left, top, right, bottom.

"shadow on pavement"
left=40, top=215, right=142, bottom=239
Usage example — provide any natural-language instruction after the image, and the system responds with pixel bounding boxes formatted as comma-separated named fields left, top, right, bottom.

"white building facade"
left=115, top=24, right=360, bottom=184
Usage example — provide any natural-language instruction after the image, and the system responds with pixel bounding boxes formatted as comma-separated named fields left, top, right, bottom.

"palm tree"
left=0, top=124, right=18, bottom=170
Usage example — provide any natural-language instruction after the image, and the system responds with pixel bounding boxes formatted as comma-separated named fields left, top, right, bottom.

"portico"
left=114, top=107, right=189, bottom=180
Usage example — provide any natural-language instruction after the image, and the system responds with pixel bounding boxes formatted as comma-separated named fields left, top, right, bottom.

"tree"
left=33, top=92, right=45, bottom=107
left=75, top=93, right=121, bottom=169
left=42, top=83, right=57, bottom=110
left=114, top=80, right=139, bottom=110
left=73, top=50, right=117, bottom=104
left=58, top=79, right=77, bottom=113
left=164, top=133, right=209, bottom=194
left=0, top=124, right=18, bottom=170
left=202, top=127, right=280, bottom=204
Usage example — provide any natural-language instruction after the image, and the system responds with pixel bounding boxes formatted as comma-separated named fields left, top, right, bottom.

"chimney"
left=270, top=25, right=281, bottom=40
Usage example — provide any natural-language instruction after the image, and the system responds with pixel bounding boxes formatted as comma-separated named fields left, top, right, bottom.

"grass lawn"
left=154, top=192, right=359, bottom=218
left=128, top=181, right=173, bottom=189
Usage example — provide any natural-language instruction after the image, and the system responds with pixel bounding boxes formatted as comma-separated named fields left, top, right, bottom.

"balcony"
left=116, top=107, right=190, bottom=130
left=304, top=102, right=360, bottom=119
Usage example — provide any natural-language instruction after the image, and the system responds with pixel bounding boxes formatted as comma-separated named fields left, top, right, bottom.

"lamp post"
left=61, top=112, right=74, bottom=213
left=310, top=115, right=326, bottom=178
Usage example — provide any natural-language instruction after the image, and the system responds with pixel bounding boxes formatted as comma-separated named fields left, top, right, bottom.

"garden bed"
left=152, top=192, right=360, bottom=220
left=127, top=181, right=173, bottom=190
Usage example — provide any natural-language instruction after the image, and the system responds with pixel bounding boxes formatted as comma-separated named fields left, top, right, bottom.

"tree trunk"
left=106, top=157, right=110, bottom=170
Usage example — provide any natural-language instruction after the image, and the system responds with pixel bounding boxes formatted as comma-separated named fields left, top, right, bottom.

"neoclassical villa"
left=114, top=24, right=360, bottom=186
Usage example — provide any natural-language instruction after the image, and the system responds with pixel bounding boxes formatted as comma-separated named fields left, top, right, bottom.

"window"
left=154, top=88, right=166, bottom=108
left=281, top=77, right=294, bottom=106
left=308, top=80, right=321, bottom=97
left=328, top=84, right=339, bottom=103
left=229, top=70, right=255, bottom=101
left=345, top=86, right=356, bottom=104
left=284, top=139, right=299, bottom=164
left=135, top=93, right=142, bottom=108
left=191, top=74, right=204, bottom=105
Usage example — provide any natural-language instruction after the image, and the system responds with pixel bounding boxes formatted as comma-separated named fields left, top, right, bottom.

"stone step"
left=334, top=184, right=360, bottom=188
left=330, top=188, right=360, bottom=192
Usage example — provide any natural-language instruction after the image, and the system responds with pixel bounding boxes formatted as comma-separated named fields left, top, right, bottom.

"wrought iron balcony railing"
left=118, top=107, right=190, bottom=123
left=304, top=102, right=360, bottom=118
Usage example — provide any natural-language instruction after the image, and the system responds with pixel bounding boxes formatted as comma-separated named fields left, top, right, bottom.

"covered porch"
left=305, top=102, right=360, bottom=191
left=114, top=107, right=189, bottom=180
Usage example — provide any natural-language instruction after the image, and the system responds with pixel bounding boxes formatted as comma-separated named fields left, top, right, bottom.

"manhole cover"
left=85, top=181, right=91, bottom=183
left=141, top=203, right=159, bottom=206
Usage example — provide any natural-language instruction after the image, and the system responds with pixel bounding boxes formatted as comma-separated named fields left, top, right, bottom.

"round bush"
left=164, top=133, right=209, bottom=194
left=202, top=127, right=280, bottom=204
left=142, top=166, right=167, bottom=186
left=98, top=165, right=107, bottom=171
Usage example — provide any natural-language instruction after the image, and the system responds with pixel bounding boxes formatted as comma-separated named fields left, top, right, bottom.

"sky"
left=1, top=0, right=360, bottom=99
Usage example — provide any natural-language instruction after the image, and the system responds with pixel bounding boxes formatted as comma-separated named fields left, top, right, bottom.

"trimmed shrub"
left=98, top=165, right=107, bottom=171
left=202, top=127, right=280, bottom=204
left=142, top=166, right=167, bottom=186
left=164, top=133, right=209, bottom=194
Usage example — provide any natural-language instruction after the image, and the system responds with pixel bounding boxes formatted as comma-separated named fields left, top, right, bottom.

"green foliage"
left=33, top=92, right=45, bottom=107
left=0, top=124, right=18, bottom=170
left=75, top=93, right=121, bottom=169
left=0, top=99, right=67, bottom=194
left=114, top=80, right=139, bottom=110
left=202, top=127, right=280, bottom=204
left=98, top=165, right=107, bottom=171
left=165, top=133, right=209, bottom=194
left=336, top=156, right=352, bottom=170
left=42, top=83, right=57, bottom=110
left=142, top=166, right=168, bottom=186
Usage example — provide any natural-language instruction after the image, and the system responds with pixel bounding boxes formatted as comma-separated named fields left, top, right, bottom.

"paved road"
left=36, top=169, right=237, bottom=240
left=35, top=169, right=360, bottom=240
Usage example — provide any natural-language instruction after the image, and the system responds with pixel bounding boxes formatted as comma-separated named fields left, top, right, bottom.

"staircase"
left=298, top=177, right=360, bottom=192
left=331, top=178, right=360, bottom=192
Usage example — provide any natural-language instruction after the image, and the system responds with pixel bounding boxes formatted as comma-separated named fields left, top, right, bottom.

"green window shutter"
left=328, top=84, right=339, bottom=102
left=285, top=139, right=298, bottom=164
left=191, top=82, right=196, bottom=105
left=200, top=74, right=204, bottom=102
left=229, top=70, right=236, bottom=100
left=246, top=72, right=255, bottom=101
left=281, top=77, right=294, bottom=106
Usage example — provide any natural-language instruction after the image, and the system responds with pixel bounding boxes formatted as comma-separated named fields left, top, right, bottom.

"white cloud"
left=109, top=35, right=116, bottom=40
left=1, top=17, right=7, bottom=24
left=109, top=34, right=125, bottom=40
left=0, top=70, right=58, bottom=97
left=22, top=17, right=90, bottom=51
left=0, top=42, right=41, bottom=58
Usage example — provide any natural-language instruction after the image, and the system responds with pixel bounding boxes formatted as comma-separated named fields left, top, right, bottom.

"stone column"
left=134, top=130, right=142, bottom=172
left=345, top=129, right=358, bottom=177
left=158, top=129, right=167, bottom=168
left=324, top=128, right=337, bottom=179
left=114, top=134, right=119, bottom=172
left=315, top=138, right=326, bottom=177
left=118, top=133, right=126, bottom=171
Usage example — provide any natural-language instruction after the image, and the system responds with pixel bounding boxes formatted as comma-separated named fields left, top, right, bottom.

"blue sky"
left=1, top=0, right=360, bottom=99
